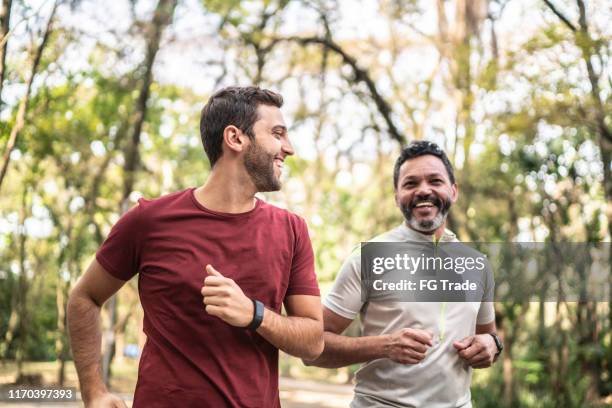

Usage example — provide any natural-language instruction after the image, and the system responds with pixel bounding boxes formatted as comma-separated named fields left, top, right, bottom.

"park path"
left=0, top=377, right=353, bottom=407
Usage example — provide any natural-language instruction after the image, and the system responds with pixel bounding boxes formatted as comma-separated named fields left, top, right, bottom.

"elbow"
left=66, top=287, right=99, bottom=320
left=308, top=338, right=325, bottom=361
left=301, top=336, right=325, bottom=365
left=302, top=358, right=316, bottom=367
left=66, top=288, right=84, bottom=325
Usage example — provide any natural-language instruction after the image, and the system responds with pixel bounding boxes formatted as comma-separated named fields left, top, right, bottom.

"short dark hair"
left=393, top=141, right=456, bottom=189
left=200, top=86, right=283, bottom=167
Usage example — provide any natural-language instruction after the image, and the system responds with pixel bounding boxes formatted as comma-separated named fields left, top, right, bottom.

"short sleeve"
left=96, top=202, right=145, bottom=281
left=477, top=258, right=495, bottom=325
left=323, top=249, right=364, bottom=320
left=285, top=216, right=320, bottom=297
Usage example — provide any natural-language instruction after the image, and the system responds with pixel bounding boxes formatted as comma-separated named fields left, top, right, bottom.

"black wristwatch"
left=489, top=333, right=503, bottom=360
left=247, top=299, right=264, bottom=330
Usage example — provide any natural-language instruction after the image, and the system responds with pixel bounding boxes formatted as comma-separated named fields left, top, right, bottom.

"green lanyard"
left=433, top=234, right=447, bottom=341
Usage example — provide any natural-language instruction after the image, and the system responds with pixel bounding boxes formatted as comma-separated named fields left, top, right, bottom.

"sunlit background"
left=0, top=0, right=610, bottom=406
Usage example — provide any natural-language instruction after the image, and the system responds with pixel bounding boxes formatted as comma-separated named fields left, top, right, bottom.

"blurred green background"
left=0, top=0, right=610, bottom=406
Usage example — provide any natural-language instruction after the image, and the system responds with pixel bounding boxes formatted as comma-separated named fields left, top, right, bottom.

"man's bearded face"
left=395, top=155, right=457, bottom=234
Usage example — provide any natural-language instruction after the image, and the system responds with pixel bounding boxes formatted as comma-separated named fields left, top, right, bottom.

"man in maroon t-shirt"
left=67, top=86, right=324, bottom=407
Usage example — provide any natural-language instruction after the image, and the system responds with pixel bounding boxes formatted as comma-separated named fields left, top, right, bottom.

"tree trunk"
left=102, top=0, right=178, bottom=386
left=502, top=344, right=513, bottom=406
left=0, top=0, right=12, bottom=106
left=15, top=187, right=29, bottom=379
left=55, top=277, right=69, bottom=386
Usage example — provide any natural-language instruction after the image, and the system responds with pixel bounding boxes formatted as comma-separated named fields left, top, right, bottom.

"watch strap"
left=247, top=299, right=264, bottom=330
left=489, top=333, right=503, bottom=358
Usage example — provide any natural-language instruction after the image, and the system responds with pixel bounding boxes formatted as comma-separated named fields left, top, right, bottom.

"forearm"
left=305, top=331, right=388, bottom=368
left=66, top=292, right=107, bottom=403
left=256, top=308, right=323, bottom=360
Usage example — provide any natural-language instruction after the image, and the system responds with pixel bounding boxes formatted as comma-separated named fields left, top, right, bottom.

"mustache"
left=410, top=195, right=443, bottom=209
left=406, top=194, right=452, bottom=216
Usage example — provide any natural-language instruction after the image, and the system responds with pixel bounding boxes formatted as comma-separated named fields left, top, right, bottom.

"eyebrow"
left=271, top=125, right=287, bottom=132
left=403, top=172, right=446, bottom=180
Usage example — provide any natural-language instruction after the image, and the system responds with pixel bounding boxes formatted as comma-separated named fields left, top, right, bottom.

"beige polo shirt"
left=323, top=224, right=495, bottom=408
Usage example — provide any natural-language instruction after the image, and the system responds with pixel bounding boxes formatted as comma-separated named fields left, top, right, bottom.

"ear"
left=394, top=188, right=400, bottom=207
left=450, top=183, right=459, bottom=203
left=222, top=125, right=249, bottom=154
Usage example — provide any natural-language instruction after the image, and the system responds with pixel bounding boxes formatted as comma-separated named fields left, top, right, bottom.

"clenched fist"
left=85, top=392, right=128, bottom=408
left=453, top=334, right=497, bottom=368
left=201, top=265, right=255, bottom=327
left=385, top=328, right=433, bottom=364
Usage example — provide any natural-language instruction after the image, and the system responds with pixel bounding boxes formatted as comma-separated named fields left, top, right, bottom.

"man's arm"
left=453, top=320, right=500, bottom=368
left=304, top=307, right=433, bottom=368
left=67, top=259, right=128, bottom=408
left=201, top=265, right=323, bottom=360
left=257, top=294, right=323, bottom=360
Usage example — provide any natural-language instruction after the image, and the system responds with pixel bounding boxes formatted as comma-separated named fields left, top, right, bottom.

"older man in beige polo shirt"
left=306, top=141, right=502, bottom=408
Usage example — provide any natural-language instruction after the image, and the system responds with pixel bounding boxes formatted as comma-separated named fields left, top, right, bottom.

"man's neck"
left=405, top=222, right=447, bottom=241
left=194, top=164, right=258, bottom=214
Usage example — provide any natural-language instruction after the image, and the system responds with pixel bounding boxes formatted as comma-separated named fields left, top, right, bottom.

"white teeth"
left=415, top=202, right=434, bottom=208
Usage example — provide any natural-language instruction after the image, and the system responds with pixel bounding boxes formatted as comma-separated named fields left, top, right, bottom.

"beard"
left=243, top=140, right=281, bottom=192
left=400, top=193, right=452, bottom=234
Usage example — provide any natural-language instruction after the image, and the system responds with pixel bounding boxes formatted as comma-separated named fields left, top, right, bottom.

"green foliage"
left=0, top=1, right=610, bottom=405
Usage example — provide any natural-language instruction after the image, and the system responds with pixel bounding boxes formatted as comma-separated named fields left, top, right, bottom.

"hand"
left=385, top=328, right=433, bottom=364
left=201, top=265, right=254, bottom=327
left=85, top=392, right=128, bottom=408
left=453, top=334, right=497, bottom=368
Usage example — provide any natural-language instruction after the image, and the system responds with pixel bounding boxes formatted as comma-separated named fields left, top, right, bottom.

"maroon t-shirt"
left=96, top=188, right=320, bottom=407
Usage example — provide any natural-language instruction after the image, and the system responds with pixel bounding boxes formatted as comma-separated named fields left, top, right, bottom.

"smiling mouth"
left=413, top=201, right=436, bottom=209
left=274, top=158, right=284, bottom=170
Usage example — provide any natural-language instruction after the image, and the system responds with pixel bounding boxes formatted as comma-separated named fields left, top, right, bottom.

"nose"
left=414, top=181, right=433, bottom=197
left=281, top=136, right=295, bottom=157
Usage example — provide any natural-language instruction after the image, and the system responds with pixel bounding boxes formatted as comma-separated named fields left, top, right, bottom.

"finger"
left=396, top=357, right=420, bottom=364
left=404, top=339, right=428, bottom=353
left=468, top=350, right=490, bottom=366
left=203, top=296, right=226, bottom=306
left=453, top=335, right=474, bottom=350
left=471, top=355, right=492, bottom=368
left=459, top=343, right=484, bottom=360
left=453, top=336, right=473, bottom=350
left=203, top=276, right=226, bottom=286
left=205, top=304, right=222, bottom=317
left=201, top=286, right=228, bottom=297
left=406, top=329, right=433, bottom=346
left=405, top=349, right=426, bottom=361
left=206, top=264, right=223, bottom=277
left=472, top=361, right=491, bottom=369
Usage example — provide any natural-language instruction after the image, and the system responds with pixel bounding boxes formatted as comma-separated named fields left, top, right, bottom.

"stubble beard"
left=243, top=140, right=281, bottom=192
left=401, top=194, right=452, bottom=234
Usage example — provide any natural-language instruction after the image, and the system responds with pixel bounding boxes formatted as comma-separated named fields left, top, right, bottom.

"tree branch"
left=542, top=0, right=576, bottom=32
left=274, top=35, right=405, bottom=145
left=0, top=0, right=58, bottom=192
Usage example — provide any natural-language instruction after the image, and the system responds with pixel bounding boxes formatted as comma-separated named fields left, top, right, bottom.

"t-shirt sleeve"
left=477, top=257, right=495, bottom=325
left=285, top=216, right=320, bottom=297
left=96, top=202, right=146, bottom=281
left=323, top=249, right=364, bottom=320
